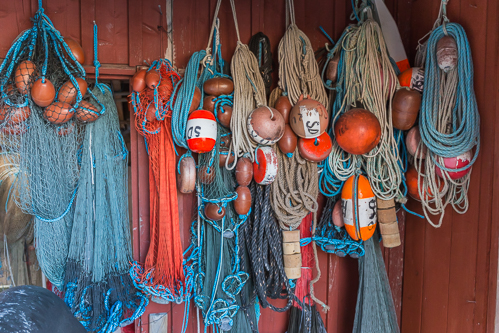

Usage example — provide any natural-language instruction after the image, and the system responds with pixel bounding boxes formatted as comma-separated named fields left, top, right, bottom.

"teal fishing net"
left=64, top=85, right=147, bottom=332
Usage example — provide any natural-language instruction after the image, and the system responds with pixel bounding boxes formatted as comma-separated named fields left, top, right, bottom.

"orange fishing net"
left=132, top=60, right=184, bottom=292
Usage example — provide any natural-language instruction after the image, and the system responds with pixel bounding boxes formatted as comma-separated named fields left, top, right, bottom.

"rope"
left=226, top=0, right=267, bottom=168
left=416, top=21, right=479, bottom=227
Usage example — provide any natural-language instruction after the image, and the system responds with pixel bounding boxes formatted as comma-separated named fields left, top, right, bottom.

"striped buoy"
left=253, top=146, right=278, bottom=185
left=186, top=110, right=217, bottom=153
left=341, top=174, right=377, bottom=241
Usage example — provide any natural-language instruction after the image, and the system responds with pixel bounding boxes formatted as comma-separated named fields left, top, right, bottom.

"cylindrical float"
left=282, top=230, right=301, bottom=280
left=398, top=67, right=424, bottom=93
left=186, top=110, right=217, bottom=153
left=341, top=174, right=377, bottom=241
left=253, top=146, right=278, bottom=185
left=376, top=198, right=401, bottom=248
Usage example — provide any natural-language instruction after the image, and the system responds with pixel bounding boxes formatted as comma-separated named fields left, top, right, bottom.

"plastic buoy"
left=253, top=146, right=278, bottom=185
left=186, top=110, right=217, bottom=153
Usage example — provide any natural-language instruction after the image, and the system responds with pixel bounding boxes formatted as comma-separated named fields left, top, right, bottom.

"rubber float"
left=297, top=131, right=332, bottom=162
left=435, top=150, right=472, bottom=180
left=247, top=106, right=285, bottom=145
left=253, top=146, right=278, bottom=185
left=289, top=98, right=328, bottom=138
left=334, top=108, right=381, bottom=155
left=186, top=110, right=217, bottom=153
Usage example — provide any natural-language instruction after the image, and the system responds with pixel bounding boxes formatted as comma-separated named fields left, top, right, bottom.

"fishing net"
left=63, top=85, right=147, bottom=332
left=0, top=3, right=106, bottom=289
left=353, top=234, right=400, bottom=333
left=314, top=196, right=365, bottom=258
left=130, top=60, right=192, bottom=311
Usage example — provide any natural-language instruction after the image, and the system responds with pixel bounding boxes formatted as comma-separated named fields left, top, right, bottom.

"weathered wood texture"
left=0, top=0, right=497, bottom=332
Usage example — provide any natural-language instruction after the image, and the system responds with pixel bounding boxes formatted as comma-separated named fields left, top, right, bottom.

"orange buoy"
left=44, top=102, right=74, bottom=124
left=1, top=124, right=27, bottom=136
left=334, top=108, right=381, bottom=155
left=145, top=70, right=161, bottom=89
left=58, top=78, right=88, bottom=104
left=14, top=60, right=36, bottom=94
left=274, top=96, right=292, bottom=124
left=289, top=98, right=328, bottom=138
left=392, top=88, right=421, bottom=130
left=253, top=146, right=278, bottom=185
left=55, top=122, right=75, bottom=136
left=0, top=106, right=30, bottom=125
left=341, top=174, right=377, bottom=241
left=31, top=78, right=56, bottom=107
left=297, top=131, right=332, bottom=162
left=131, top=69, right=147, bottom=92
left=204, top=203, right=225, bottom=221
left=406, top=165, right=447, bottom=201
left=234, top=186, right=251, bottom=215
left=177, top=156, right=196, bottom=194
left=247, top=106, right=285, bottom=145
left=278, top=124, right=298, bottom=157
left=75, top=101, right=99, bottom=123
left=186, top=110, right=217, bottom=153
left=189, top=87, right=202, bottom=113
left=235, top=157, right=253, bottom=186
left=64, top=37, right=85, bottom=64
left=437, top=36, right=458, bottom=73
left=398, top=67, right=424, bottom=93
left=203, top=77, right=234, bottom=96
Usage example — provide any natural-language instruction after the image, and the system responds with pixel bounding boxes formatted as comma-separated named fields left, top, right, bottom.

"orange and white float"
left=186, top=109, right=217, bottom=153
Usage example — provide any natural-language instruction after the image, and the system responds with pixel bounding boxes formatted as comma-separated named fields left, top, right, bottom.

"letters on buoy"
left=186, top=110, right=217, bottom=153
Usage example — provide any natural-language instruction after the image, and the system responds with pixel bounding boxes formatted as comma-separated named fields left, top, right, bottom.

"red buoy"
left=278, top=124, right=298, bottom=156
left=253, top=146, right=278, bottom=185
left=235, top=157, right=253, bottom=186
left=435, top=151, right=472, bottom=180
left=31, top=79, right=55, bottom=107
left=334, top=108, right=381, bottom=155
left=186, top=110, right=217, bottom=153
left=234, top=186, right=251, bottom=215
left=297, top=131, right=332, bottom=162
left=247, top=106, right=285, bottom=145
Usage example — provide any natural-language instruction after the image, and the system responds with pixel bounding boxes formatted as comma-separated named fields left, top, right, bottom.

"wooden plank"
left=387, top=210, right=406, bottom=327
left=128, top=0, right=143, bottom=66
left=95, top=0, right=128, bottom=64
left=79, top=0, right=95, bottom=67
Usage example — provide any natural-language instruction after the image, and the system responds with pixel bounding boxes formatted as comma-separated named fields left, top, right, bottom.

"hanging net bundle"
left=64, top=85, right=147, bottom=332
left=130, top=59, right=190, bottom=304
left=0, top=2, right=104, bottom=289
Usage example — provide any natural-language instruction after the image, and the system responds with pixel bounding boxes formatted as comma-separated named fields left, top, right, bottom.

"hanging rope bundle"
left=414, top=2, right=480, bottom=227
left=64, top=85, right=147, bottom=332
left=248, top=32, right=273, bottom=96
left=0, top=1, right=104, bottom=289
left=226, top=0, right=268, bottom=167
left=130, top=60, right=188, bottom=303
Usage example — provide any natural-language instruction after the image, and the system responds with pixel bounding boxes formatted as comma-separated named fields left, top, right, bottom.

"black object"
left=0, top=285, right=86, bottom=333
left=248, top=32, right=273, bottom=96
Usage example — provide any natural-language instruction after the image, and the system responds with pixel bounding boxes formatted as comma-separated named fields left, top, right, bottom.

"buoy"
left=177, top=156, right=196, bottom=194
left=392, top=88, right=421, bottom=130
left=220, top=134, right=231, bottom=148
left=186, top=110, right=217, bottom=153
left=203, top=77, right=234, bottom=96
left=235, top=157, right=253, bottom=186
left=64, top=37, right=85, bottom=64
left=297, top=131, right=332, bottom=162
left=145, top=103, right=157, bottom=122
left=341, top=174, right=377, bottom=241
left=14, top=60, right=36, bottom=94
left=234, top=186, right=251, bottom=215
left=189, top=87, right=202, bottom=113
left=219, top=150, right=235, bottom=167
left=377, top=198, right=401, bottom=248
left=435, top=150, right=472, bottom=180
left=198, top=165, right=216, bottom=184
left=57, top=78, right=88, bottom=104
left=332, top=200, right=344, bottom=227
left=1, top=124, right=27, bottom=136
left=75, top=101, right=99, bottom=123
left=325, top=53, right=340, bottom=83
left=278, top=124, right=298, bottom=157
left=0, top=106, right=30, bottom=124
left=247, top=106, right=285, bottom=145
left=437, top=36, right=458, bottom=73
left=274, top=96, right=292, bottom=124
left=31, top=78, right=55, bottom=107
left=44, top=102, right=74, bottom=124
left=253, top=146, right=278, bottom=185
left=217, top=105, right=232, bottom=128
left=406, top=126, right=426, bottom=159
left=145, top=70, right=160, bottom=89
left=131, top=69, right=147, bottom=92
left=204, top=203, right=225, bottom=221
left=334, top=108, right=381, bottom=155
left=406, top=165, right=447, bottom=201
left=202, top=95, right=217, bottom=113
left=289, top=98, right=328, bottom=138
left=398, top=67, right=424, bottom=93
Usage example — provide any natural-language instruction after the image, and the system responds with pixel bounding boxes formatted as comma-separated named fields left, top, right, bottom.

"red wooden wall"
left=0, top=0, right=497, bottom=332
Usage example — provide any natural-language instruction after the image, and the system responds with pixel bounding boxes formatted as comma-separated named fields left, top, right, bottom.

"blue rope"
left=419, top=23, right=480, bottom=173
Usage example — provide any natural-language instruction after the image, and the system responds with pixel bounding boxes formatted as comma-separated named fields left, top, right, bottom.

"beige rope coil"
left=225, top=0, right=267, bottom=169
